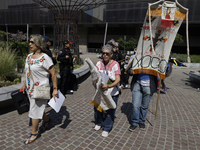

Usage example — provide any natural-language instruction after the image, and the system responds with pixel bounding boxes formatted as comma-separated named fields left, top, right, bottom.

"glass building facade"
left=0, top=0, right=199, bottom=53
left=0, top=0, right=199, bottom=25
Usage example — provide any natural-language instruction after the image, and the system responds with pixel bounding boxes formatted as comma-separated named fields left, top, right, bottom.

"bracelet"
left=53, top=87, right=57, bottom=90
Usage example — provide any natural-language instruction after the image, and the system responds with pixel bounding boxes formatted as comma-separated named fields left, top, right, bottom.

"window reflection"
left=0, top=0, right=199, bottom=25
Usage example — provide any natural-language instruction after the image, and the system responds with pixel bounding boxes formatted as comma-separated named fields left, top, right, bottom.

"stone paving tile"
left=1, top=53, right=200, bottom=150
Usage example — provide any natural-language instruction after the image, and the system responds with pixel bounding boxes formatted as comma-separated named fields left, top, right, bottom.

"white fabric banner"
left=132, top=2, right=186, bottom=79
left=85, top=58, right=116, bottom=112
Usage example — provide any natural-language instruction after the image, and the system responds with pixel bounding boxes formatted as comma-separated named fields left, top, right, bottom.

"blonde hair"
left=30, top=34, right=46, bottom=53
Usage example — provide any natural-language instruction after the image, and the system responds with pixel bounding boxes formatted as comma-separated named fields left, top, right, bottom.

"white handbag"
left=32, top=86, right=50, bottom=100
left=29, top=62, right=51, bottom=100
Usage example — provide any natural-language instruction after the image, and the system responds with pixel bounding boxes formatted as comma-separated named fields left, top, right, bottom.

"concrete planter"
left=189, top=70, right=200, bottom=84
left=0, top=59, right=90, bottom=103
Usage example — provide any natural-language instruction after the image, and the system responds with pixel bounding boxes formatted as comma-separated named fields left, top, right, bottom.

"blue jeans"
left=131, top=82, right=152, bottom=126
left=94, top=95, right=119, bottom=132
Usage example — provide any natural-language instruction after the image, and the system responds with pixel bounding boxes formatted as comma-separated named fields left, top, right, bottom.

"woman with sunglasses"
left=94, top=44, right=121, bottom=137
left=20, top=34, right=58, bottom=144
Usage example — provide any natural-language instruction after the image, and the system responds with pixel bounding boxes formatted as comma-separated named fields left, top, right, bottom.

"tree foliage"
left=0, top=30, right=29, bottom=58
left=117, top=37, right=137, bottom=51
left=175, top=33, right=184, bottom=44
left=0, top=30, right=6, bottom=37
left=9, top=30, right=27, bottom=42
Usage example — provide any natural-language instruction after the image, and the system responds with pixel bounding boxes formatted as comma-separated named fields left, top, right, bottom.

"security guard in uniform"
left=57, top=40, right=73, bottom=95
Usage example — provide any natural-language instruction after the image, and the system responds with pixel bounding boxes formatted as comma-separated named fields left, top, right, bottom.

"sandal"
left=24, top=132, right=41, bottom=145
left=41, top=118, right=51, bottom=132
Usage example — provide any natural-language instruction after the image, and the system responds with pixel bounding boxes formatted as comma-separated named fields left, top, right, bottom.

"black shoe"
left=139, top=123, right=145, bottom=130
left=128, top=125, right=137, bottom=132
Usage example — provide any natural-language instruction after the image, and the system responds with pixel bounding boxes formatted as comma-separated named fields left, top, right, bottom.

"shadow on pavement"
left=45, top=106, right=71, bottom=130
left=121, top=102, right=154, bottom=126
left=0, top=99, right=16, bottom=115
left=121, top=102, right=132, bottom=125
left=182, top=79, right=200, bottom=90
left=182, top=72, right=200, bottom=90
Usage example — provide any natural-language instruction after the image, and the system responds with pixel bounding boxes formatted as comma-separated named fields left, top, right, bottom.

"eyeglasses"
left=102, top=52, right=110, bottom=56
left=30, top=41, right=35, bottom=44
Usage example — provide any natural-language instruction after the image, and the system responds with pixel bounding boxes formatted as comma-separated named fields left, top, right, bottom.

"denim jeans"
left=94, top=95, right=119, bottom=132
left=131, top=82, right=152, bottom=126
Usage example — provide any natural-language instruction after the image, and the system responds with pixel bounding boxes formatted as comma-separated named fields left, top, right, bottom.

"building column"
left=78, top=27, right=88, bottom=53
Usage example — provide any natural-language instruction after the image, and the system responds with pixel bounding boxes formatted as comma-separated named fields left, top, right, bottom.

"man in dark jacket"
left=44, top=36, right=57, bottom=94
left=107, top=40, right=124, bottom=92
left=128, top=69, right=158, bottom=132
left=110, top=42, right=124, bottom=65
left=44, top=36, right=57, bottom=65
left=57, top=40, right=73, bottom=95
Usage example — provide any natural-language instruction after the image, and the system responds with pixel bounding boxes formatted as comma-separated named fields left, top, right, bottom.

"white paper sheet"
left=100, top=72, right=109, bottom=84
left=48, top=90, right=65, bottom=113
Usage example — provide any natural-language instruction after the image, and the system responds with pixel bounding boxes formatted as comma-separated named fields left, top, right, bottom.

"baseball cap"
left=44, top=36, right=53, bottom=42
left=63, top=40, right=73, bottom=45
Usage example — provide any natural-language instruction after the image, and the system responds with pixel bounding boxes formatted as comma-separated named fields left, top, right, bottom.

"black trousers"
left=60, top=67, right=71, bottom=95
left=68, top=72, right=77, bottom=91
left=121, top=69, right=130, bottom=86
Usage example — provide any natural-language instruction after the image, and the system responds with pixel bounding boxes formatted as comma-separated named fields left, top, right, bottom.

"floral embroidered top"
left=25, top=53, right=53, bottom=97
left=96, top=60, right=121, bottom=96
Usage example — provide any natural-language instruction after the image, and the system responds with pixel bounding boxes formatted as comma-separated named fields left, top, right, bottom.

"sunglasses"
left=102, top=52, right=110, bottom=56
left=30, top=41, right=35, bottom=44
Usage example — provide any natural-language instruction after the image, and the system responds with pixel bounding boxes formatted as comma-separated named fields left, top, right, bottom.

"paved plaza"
left=0, top=53, right=200, bottom=150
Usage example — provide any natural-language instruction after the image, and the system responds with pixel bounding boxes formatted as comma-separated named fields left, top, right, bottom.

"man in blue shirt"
left=128, top=70, right=158, bottom=131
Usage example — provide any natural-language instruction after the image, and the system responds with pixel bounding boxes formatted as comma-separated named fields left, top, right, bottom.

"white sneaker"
left=94, top=125, right=101, bottom=131
left=102, top=131, right=109, bottom=137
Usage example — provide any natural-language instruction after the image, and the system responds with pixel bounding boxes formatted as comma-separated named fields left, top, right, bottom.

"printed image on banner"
left=161, top=2, right=176, bottom=27
left=131, top=2, right=186, bottom=79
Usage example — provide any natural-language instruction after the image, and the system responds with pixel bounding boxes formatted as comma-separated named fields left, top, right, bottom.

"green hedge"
left=170, top=53, right=200, bottom=63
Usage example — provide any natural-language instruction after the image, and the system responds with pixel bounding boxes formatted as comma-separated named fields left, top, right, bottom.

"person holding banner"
left=94, top=44, right=121, bottom=137
left=128, top=71, right=158, bottom=131
left=127, top=0, right=189, bottom=130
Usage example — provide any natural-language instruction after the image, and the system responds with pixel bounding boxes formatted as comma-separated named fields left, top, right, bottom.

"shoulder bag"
left=29, top=61, right=51, bottom=100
